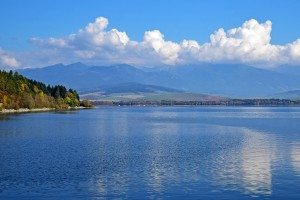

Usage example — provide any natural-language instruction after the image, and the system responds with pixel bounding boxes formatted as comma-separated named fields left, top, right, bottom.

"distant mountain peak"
left=43, top=63, right=65, bottom=69
left=109, top=64, right=139, bottom=70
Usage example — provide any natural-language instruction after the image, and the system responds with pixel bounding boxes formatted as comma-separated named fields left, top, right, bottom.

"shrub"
left=80, top=100, right=93, bottom=107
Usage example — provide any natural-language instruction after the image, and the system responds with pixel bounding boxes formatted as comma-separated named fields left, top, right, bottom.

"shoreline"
left=1, top=104, right=299, bottom=115
left=94, top=104, right=300, bottom=108
left=0, top=106, right=88, bottom=114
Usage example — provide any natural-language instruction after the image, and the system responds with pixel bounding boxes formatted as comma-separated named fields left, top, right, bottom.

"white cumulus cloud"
left=0, top=48, right=20, bottom=68
left=141, top=30, right=181, bottom=64
left=17, top=17, right=300, bottom=67
left=186, top=19, right=286, bottom=65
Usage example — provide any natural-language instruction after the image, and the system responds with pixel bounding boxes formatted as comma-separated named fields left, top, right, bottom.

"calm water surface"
left=0, top=107, right=300, bottom=199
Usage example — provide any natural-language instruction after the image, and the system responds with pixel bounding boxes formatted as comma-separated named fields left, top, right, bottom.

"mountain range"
left=17, top=62, right=300, bottom=99
left=268, top=90, right=300, bottom=100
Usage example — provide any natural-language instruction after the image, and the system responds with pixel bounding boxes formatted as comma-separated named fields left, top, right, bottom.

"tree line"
left=0, top=70, right=87, bottom=110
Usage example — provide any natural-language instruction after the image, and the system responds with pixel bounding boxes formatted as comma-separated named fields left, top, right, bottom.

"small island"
left=0, top=70, right=92, bottom=113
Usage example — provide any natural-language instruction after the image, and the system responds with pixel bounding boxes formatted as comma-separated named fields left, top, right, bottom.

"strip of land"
left=0, top=106, right=89, bottom=114
left=1, top=107, right=54, bottom=114
left=93, top=99, right=300, bottom=106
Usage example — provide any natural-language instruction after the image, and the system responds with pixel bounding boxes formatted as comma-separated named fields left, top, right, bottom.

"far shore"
left=0, top=106, right=88, bottom=114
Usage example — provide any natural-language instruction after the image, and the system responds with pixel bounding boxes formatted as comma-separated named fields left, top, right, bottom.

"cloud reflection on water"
left=209, top=126, right=275, bottom=196
left=241, top=129, right=274, bottom=196
left=144, top=114, right=276, bottom=197
left=88, top=108, right=299, bottom=198
left=291, top=142, right=300, bottom=176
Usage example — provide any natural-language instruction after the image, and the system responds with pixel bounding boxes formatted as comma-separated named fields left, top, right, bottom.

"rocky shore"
left=0, top=106, right=88, bottom=114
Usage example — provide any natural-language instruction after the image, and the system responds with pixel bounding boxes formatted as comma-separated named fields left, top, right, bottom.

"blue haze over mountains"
left=17, top=62, right=300, bottom=98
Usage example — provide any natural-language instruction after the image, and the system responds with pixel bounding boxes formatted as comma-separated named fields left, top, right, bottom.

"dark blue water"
left=0, top=107, right=300, bottom=199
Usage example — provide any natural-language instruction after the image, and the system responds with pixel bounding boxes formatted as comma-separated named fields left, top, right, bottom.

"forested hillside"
left=0, top=70, right=81, bottom=110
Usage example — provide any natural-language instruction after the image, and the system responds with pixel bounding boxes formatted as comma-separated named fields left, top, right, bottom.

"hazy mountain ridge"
left=170, top=64, right=300, bottom=97
left=18, top=63, right=181, bottom=93
left=274, top=65, right=300, bottom=76
left=17, top=62, right=300, bottom=98
left=80, top=82, right=185, bottom=101
left=268, top=90, right=300, bottom=100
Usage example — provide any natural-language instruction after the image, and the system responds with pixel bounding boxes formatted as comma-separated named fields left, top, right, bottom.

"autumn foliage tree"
left=0, top=70, right=81, bottom=110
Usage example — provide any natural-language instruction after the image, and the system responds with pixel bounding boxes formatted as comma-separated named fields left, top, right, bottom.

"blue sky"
left=1, top=0, right=299, bottom=50
left=0, top=0, right=300, bottom=68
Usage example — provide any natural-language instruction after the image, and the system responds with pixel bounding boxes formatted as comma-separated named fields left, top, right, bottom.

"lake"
left=0, top=107, right=300, bottom=199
